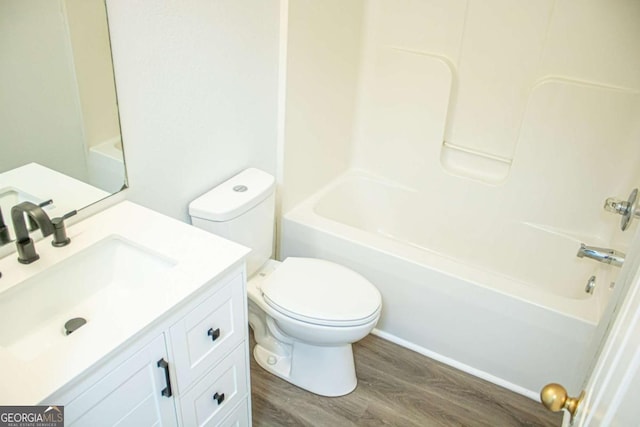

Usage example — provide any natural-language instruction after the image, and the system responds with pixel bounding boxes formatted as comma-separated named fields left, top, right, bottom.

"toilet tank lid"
left=189, top=168, right=275, bottom=222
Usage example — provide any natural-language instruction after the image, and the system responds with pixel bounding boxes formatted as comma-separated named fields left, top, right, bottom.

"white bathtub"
left=87, top=137, right=126, bottom=194
left=280, top=171, right=615, bottom=398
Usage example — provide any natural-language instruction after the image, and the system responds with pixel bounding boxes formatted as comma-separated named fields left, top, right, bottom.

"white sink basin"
left=0, top=236, right=175, bottom=361
left=0, top=201, right=249, bottom=405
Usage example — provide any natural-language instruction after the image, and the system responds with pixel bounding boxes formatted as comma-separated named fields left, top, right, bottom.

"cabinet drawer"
left=179, top=344, right=248, bottom=427
left=170, top=274, right=245, bottom=392
left=218, top=398, right=250, bottom=427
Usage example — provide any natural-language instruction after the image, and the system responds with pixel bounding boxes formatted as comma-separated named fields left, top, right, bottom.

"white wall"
left=106, top=0, right=280, bottom=222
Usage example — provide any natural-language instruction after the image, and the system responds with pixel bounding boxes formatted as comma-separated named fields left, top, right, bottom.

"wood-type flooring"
left=250, top=334, right=562, bottom=426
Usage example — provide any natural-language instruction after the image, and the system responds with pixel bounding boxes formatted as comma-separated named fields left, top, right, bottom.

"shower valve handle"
left=604, top=188, right=640, bottom=231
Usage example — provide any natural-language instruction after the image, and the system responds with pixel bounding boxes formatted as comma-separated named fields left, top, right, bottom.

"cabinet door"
left=65, top=334, right=177, bottom=427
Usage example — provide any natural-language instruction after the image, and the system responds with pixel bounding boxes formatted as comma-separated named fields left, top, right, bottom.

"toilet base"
left=252, top=340, right=357, bottom=397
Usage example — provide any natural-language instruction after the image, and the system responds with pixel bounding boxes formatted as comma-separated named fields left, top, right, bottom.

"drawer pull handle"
left=157, top=358, right=173, bottom=398
left=213, top=392, right=225, bottom=405
left=207, top=327, right=221, bottom=342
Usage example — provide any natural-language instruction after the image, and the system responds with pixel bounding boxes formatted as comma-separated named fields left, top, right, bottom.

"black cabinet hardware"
left=157, top=358, right=173, bottom=398
left=207, top=327, right=221, bottom=342
left=213, top=392, right=225, bottom=405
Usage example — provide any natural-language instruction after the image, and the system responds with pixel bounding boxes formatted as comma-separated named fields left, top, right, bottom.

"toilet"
left=189, top=168, right=382, bottom=396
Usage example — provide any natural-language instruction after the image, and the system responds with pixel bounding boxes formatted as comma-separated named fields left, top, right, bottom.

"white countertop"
left=0, top=201, right=249, bottom=404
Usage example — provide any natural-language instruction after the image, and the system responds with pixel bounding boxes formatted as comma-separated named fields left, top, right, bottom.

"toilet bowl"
left=247, top=258, right=381, bottom=396
left=189, top=168, right=382, bottom=396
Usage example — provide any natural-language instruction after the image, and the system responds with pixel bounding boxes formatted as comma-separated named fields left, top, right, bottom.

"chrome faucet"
left=577, top=243, right=625, bottom=267
left=11, top=201, right=55, bottom=264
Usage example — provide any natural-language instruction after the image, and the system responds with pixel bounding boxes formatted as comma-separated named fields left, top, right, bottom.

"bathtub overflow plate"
left=585, top=276, right=596, bottom=295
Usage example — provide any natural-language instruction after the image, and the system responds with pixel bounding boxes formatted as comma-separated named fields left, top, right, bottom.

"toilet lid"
left=261, top=257, right=381, bottom=326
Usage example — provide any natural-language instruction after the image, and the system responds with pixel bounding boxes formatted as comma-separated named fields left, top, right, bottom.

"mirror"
left=0, top=0, right=127, bottom=238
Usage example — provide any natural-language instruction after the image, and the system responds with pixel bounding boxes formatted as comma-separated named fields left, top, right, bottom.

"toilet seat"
left=261, top=257, right=381, bottom=327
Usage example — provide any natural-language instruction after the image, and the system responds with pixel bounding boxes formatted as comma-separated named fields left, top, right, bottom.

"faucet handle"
left=51, top=210, right=77, bottom=247
left=604, top=188, right=639, bottom=231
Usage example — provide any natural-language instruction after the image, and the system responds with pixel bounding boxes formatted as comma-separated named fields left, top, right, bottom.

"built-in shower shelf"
left=440, top=141, right=512, bottom=184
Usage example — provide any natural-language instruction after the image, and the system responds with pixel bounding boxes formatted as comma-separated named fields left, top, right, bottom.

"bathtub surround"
left=279, top=0, right=640, bottom=398
left=280, top=0, right=365, bottom=213
left=352, top=0, right=640, bottom=185
left=280, top=0, right=640, bottom=194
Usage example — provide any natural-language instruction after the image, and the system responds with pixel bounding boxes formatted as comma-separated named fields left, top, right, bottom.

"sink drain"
left=64, top=317, right=87, bottom=335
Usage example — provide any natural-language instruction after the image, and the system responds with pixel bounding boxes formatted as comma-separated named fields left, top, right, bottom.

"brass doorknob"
left=540, top=383, right=584, bottom=421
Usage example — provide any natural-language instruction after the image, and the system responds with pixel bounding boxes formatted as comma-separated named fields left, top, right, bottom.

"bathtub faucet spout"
left=577, top=244, right=625, bottom=267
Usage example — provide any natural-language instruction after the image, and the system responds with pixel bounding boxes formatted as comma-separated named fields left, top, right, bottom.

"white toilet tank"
left=189, top=168, right=276, bottom=276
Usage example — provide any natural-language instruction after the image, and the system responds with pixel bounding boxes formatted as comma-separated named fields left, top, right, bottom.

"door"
left=571, top=258, right=640, bottom=426
left=544, top=224, right=640, bottom=426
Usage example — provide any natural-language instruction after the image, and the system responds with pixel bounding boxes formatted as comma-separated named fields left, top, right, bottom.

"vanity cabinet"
left=43, top=268, right=251, bottom=427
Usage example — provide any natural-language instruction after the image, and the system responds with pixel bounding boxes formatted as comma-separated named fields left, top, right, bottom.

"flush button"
left=233, top=185, right=248, bottom=192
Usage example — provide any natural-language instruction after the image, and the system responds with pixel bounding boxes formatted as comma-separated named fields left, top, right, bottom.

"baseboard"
left=371, top=328, right=540, bottom=401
